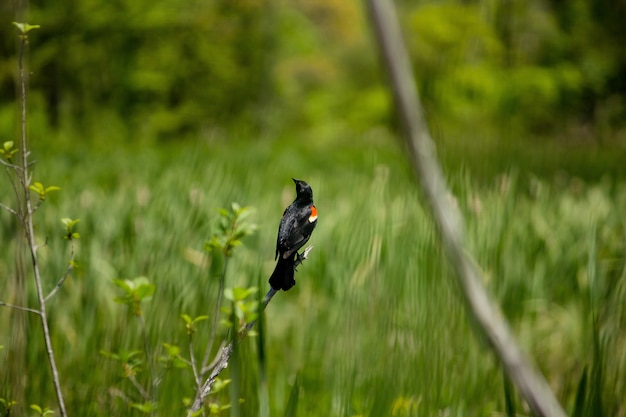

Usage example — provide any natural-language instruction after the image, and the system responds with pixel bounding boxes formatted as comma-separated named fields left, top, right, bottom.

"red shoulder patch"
left=309, top=205, right=318, bottom=222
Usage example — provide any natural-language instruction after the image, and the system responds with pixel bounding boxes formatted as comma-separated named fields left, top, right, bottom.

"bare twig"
left=128, top=374, right=152, bottom=402
left=0, top=158, right=22, bottom=170
left=365, top=1, right=567, bottom=417
left=201, top=257, right=230, bottom=373
left=15, top=27, right=68, bottom=417
left=45, top=240, right=76, bottom=302
left=202, top=340, right=227, bottom=375
left=189, top=334, right=202, bottom=391
left=0, top=301, right=41, bottom=315
left=0, top=202, right=18, bottom=215
left=138, top=314, right=158, bottom=415
left=186, top=246, right=313, bottom=416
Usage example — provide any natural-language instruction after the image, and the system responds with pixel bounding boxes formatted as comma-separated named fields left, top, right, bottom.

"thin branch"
left=15, top=28, right=69, bottom=417
left=364, top=1, right=567, bottom=417
left=44, top=240, right=76, bottom=302
left=0, top=202, right=18, bottom=215
left=201, top=257, right=229, bottom=373
left=128, top=374, right=152, bottom=402
left=0, top=158, right=22, bottom=170
left=202, top=341, right=226, bottom=375
left=189, top=334, right=202, bottom=391
left=187, top=246, right=313, bottom=416
left=0, top=301, right=41, bottom=315
left=5, top=166, right=24, bottom=215
left=138, top=314, right=158, bottom=414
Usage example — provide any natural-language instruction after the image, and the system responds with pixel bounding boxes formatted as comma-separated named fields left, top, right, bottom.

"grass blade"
left=503, top=370, right=516, bottom=417
left=572, top=366, right=587, bottom=417
left=283, top=372, right=300, bottom=417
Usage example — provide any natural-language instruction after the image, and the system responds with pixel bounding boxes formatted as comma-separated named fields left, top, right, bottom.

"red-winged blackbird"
left=269, top=178, right=318, bottom=291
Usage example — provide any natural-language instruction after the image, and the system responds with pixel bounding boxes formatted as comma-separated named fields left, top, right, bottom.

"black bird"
left=269, top=178, right=318, bottom=291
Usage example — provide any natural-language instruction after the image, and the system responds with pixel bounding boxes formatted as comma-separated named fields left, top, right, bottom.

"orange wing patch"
left=309, top=205, right=318, bottom=222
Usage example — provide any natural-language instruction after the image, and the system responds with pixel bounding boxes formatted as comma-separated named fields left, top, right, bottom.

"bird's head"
left=292, top=178, right=314, bottom=202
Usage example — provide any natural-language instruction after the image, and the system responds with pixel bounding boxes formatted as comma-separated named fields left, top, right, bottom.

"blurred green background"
left=1, top=0, right=625, bottom=416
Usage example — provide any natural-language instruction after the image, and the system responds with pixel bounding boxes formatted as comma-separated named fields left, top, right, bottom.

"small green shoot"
left=0, top=141, right=18, bottom=162
left=30, top=404, right=55, bottom=416
left=130, top=402, right=157, bottom=414
left=0, top=398, right=17, bottom=415
left=221, top=287, right=259, bottom=330
left=160, top=343, right=189, bottom=369
left=100, top=349, right=144, bottom=378
left=181, top=314, right=209, bottom=335
left=29, top=182, right=61, bottom=201
left=204, top=203, right=256, bottom=257
left=12, top=22, right=40, bottom=34
left=112, top=277, right=155, bottom=316
left=61, top=218, right=80, bottom=240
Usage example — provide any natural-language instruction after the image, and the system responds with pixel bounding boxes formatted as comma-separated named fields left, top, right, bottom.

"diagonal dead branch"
left=365, top=1, right=567, bottom=417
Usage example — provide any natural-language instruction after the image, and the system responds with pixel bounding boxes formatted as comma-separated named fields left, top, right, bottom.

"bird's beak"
left=292, top=178, right=299, bottom=184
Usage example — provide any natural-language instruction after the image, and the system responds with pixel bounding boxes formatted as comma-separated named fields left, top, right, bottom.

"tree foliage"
left=1, top=0, right=625, bottom=142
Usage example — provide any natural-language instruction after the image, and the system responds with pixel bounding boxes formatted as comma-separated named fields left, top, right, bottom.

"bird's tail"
left=269, top=256, right=296, bottom=291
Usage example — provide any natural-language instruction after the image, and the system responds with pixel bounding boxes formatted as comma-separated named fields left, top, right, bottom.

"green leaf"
left=211, top=378, right=231, bottom=394
left=187, top=407, right=203, bottom=417
left=100, top=349, right=142, bottom=363
left=29, top=181, right=60, bottom=200
left=112, top=278, right=133, bottom=294
left=135, top=282, right=155, bottom=300
left=0, top=398, right=17, bottom=408
left=61, top=218, right=80, bottom=228
left=111, top=277, right=155, bottom=316
left=12, top=22, right=40, bottom=34
left=45, top=185, right=61, bottom=193
left=224, top=288, right=234, bottom=301
left=29, top=182, right=44, bottom=194
left=100, top=350, right=120, bottom=360
left=232, top=287, right=249, bottom=301
left=0, top=141, right=18, bottom=161
left=61, top=218, right=81, bottom=240
left=29, top=404, right=53, bottom=416
left=193, top=315, right=209, bottom=324
left=162, top=343, right=181, bottom=357
left=130, top=402, right=157, bottom=414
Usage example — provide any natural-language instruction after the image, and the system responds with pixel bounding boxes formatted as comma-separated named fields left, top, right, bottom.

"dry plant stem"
left=129, top=374, right=151, bottom=402
left=45, top=240, right=75, bottom=302
left=186, top=246, right=312, bottom=416
left=189, top=334, right=202, bottom=391
left=138, top=314, right=158, bottom=413
left=0, top=301, right=40, bottom=315
left=16, top=34, right=68, bottom=417
left=0, top=201, right=18, bottom=215
left=365, top=1, right=567, bottom=417
left=201, top=256, right=230, bottom=373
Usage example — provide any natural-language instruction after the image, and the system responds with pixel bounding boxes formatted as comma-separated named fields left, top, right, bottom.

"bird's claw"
left=294, top=245, right=314, bottom=269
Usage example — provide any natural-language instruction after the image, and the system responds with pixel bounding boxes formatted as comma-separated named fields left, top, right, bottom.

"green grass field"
left=1, top=129, right=625, bottom=417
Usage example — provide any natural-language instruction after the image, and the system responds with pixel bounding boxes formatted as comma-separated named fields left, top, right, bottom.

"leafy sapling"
left=0, top=22, right=74, bottom=417
left=30, top=404, right=55, bottom=417
left=106, top=277, right=158, bottom=413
